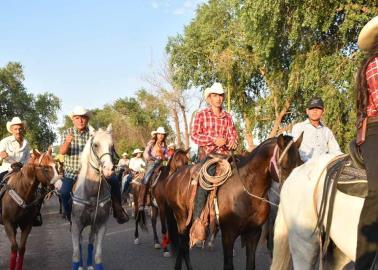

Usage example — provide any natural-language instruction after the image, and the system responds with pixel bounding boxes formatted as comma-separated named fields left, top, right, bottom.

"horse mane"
left=167, top=148, right=187, bottom=168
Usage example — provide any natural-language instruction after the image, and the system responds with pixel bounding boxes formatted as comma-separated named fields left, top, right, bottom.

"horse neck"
left=11, top=165, right=39, bottom=202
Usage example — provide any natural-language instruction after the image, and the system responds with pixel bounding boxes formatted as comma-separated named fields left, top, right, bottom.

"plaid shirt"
left=191, top=107, right=238, bottom=155
left=366, top=56, right=378, bottom=117
left=61, top=127, right=90, bottom=180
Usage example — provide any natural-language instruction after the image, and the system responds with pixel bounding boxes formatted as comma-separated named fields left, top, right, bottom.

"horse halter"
left=35, top=152, right=53, bottom=184
left=88, top=136, right=113, bottom=176
left=269, top=139, right=295, bottom=184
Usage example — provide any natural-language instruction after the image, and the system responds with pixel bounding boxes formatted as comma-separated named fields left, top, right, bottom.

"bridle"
left=88, top=136, right=114, bottom=176
left=269, top=140, right=295, bottom=185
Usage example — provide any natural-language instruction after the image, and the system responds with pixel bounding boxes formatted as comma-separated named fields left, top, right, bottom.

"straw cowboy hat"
left=204, top=82, right=225, bottom=100
left=122, top=152, right=128, bottom=157
left=168, top=143, right=176, bottom=149
left=69, top=106, right=92, bottom=119
left=358, top=16, right=378, bottom=51
left=132, top=148, right=143, bottom=155
left=155, top=127, right=166, bottom=134
left=6, top=117, right=26, bottom=133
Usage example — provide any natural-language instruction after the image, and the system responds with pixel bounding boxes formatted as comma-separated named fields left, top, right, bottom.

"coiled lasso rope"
left=198, top=158, right=233, bottom=191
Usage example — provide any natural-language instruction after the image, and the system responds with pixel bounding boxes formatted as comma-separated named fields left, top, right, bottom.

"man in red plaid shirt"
left=190, top=82, right=238, bottom=244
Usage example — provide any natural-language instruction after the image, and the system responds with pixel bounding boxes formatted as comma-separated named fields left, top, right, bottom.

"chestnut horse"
left=165, top=134, right=303, bottom=270
left=1, top=148, right=59, bottom=270
left=131, top=148, right=190, bottom=252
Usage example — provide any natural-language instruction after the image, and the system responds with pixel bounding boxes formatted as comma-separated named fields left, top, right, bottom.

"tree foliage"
left=0, top=62, right=61, bottom=150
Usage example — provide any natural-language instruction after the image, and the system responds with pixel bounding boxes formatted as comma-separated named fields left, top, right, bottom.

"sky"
left=0, top=0, right=205, bottom=125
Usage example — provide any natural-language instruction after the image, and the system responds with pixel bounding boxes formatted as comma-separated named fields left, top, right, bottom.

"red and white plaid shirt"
left=191, top=107, right=238, bottom=155
left=366, top=56, right=378, bottom=118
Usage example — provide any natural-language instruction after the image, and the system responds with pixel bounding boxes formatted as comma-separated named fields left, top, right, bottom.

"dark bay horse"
left=152, top=148, right=190, bottom=256
left=132, top=149, right=190, bottom=252
left=1, top=148, right=59, bottom=270
left=165, top=134, right=303, bottom=270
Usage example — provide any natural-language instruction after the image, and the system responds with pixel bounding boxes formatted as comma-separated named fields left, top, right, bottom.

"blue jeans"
left=143, top=160, right=162, bottom=185
left=123, top=173, right=133, bottom=193
left=61, top=174, right=122, bottom=217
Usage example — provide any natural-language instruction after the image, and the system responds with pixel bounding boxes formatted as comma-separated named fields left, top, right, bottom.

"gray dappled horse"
left=71, top=125, right=114, bottom=270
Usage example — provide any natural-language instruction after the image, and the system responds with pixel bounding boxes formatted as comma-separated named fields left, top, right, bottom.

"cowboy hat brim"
left=6, top=120, right=26, bottom=133
left=358, top=16, right=378, bottom=51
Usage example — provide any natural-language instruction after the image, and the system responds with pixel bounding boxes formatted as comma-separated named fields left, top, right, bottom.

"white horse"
left=271, top=154, right=362, bottom=270
left=71, top=125, right=114, bottom=270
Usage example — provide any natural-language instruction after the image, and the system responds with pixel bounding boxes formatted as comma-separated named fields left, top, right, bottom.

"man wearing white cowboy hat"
left=0, top=117, right=30, bottom=179
left=59, top=105, right=128, bottom=224
left=117, top=152, right=129, bottom=170
left=123, top=148, right=146, bottom=194
left=355, top=16, right=378, bottom=269
left=190, top=82, right=238, bottom=245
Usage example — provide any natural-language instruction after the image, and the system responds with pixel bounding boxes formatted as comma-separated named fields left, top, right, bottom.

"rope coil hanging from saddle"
left=198, top=158, right=233, bottom=191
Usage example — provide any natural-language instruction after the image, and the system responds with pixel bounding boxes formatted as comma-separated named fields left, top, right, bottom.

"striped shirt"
left=366, top=56, right=378, bottom=118
left=61, top=127, right=90, bottom=180
left=191, top=107, right=238, bottom=155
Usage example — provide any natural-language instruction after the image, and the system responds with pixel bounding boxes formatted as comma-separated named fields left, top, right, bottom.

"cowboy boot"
left=112, top=195, right=129, bottom=224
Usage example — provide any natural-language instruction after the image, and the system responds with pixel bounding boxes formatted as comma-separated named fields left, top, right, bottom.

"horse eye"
left=93, top=143, right=98, bottom=148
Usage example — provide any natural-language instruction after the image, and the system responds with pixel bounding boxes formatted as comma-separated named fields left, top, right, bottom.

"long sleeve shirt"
left=291, top=119, right=342, bottom=162
left=366, top=56, right=378, bottom=118
left=0, top=135, right=30, bottom=174
left=191, top=107, right=238, bottom=155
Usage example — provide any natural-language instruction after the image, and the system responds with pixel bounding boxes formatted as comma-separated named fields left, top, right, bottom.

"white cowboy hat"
left=132, top=148, right=143, bottom=155
left=151, top=130, right=157, bottom=137
left=358, top=16, right=378, bottom=51
left=168, top=143, right=176, bottom=149
left=155, top=127, right=166, bottom=134
left=122, top=152, right=128, bottom=157
left=69, top=106, right=92, bottom=119
left=6, top=117, right=26, bottom=133
left=204, top=82, right=225, bottom=100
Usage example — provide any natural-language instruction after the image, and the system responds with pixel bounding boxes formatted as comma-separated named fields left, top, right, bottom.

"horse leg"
left=244, top=228, right=262, bottom=270
left=87, top=228, right=95, bottom=270
left=181, top=230, right=193, bottom=270
left=159, top=203, right=170, bottom=257
left=289, top=229, right=319, bottom=270
left=71, top=221, right=83, bottom=270
left=94, top=225, right=107, bottom=270
left=151, top=205, right=160, bottom=249
left=4, top=222, right=18, bottom=270
left=134, top=213, right=140, bottom=245
left=221, top=229, right=238, bottom=270
left=208, top=226, right=219, bottom=250
left=16, top=224, right=32, bottom=270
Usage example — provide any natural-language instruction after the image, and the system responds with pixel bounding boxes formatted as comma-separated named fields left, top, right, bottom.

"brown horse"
left=165, top=134, right=303, bottom=270
left=131, top=149, right=190, bottom=251
left=1, top=148, right=58, bottom=270
left=152, top=148, right=190, bottom=256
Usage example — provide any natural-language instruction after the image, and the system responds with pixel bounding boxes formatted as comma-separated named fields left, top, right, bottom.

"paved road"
left=0, top=197, right=272, bottom=270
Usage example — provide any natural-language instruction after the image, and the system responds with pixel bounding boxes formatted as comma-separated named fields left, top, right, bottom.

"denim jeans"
left=60, top=174, right=122, bottom=217
left=143, top=160, right=162, bottom=185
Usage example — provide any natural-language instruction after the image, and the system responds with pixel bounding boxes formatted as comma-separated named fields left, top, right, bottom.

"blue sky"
left=0, top=0, right=204, bottom=125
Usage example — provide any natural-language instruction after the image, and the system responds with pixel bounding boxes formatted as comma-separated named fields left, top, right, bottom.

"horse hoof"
left=154, top=243, right=161, bottom=249
left=78, top=267, right=84, bottom=270
left=134, top=238, right=140, bottom=245
left=163, top=251, right=171, bottom=257
left=87, top=266, right=94, bottom=270
left=208, top=244, right=215, bottom=251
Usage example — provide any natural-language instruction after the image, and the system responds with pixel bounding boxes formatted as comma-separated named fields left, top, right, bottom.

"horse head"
left=86, top=124, right=115, bottom=178
left=168, top=148, right=190, bottom=173
left=275, top=132, right=303, bottom=182
left=30, top=147, right=59, bottom=186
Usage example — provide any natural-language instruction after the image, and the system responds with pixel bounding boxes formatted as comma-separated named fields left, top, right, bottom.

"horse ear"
left=295, top=132, right=304, bottom=149
left=277, top=134, right=285, bottom=149
left=88, top=125, right=96, bottom=136
left=185, top=147, right=191, bottom=154
left=106, top=123, right=112, bottom=133
left=33, top=149, right=40, bottom=158
left=47, top=145, right=53, bottom=155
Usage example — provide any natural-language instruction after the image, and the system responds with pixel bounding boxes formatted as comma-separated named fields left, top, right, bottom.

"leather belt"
left=367, top=117, right=378, bottom=124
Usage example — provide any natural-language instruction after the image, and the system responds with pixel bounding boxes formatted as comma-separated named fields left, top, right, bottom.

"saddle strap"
left=5, top=185, right=42, bottom=209
left=72, top=193, right=111, bottom=207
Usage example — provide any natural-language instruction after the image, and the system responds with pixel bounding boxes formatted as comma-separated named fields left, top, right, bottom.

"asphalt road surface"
left=0, top=197, right=272, bottom=270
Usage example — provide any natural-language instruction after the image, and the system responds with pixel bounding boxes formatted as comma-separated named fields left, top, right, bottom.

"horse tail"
left=165, top=204, right=179, bottom=255
left=270, top=206, right=291, bottom=270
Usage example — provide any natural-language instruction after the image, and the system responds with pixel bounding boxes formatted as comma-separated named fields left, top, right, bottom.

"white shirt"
left=0, top=135, right=30, bottom=173
left=128, top=157, right=146, bottom=173
left=291, top=119, right=342, bottom=162
left=117, top=158, right=129, bottom=169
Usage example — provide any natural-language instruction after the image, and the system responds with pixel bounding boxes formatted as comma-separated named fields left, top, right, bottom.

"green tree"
left=0, top=62, right=61, bottom=149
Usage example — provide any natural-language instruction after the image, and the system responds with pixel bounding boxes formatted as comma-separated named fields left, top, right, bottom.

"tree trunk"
left=268, top=99, right=291, bottom=138
left=172, top=108, right=182, bottom=146
left=179, top=104, right=190, bottom=150
left=243, top=113, right=255, bottom=151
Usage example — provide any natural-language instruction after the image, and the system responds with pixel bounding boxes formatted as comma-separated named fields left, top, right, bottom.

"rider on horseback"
left=291, top=97, right=342, bottom=162
left=59, top=106, right=128, bottom=224
left=355, top=16, right=378, bottom=270
left=123, top=148, right=145, bottom=194
left=138, top=127, right=168, bottom=211
left=190, top=82, right=238, bottom=244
